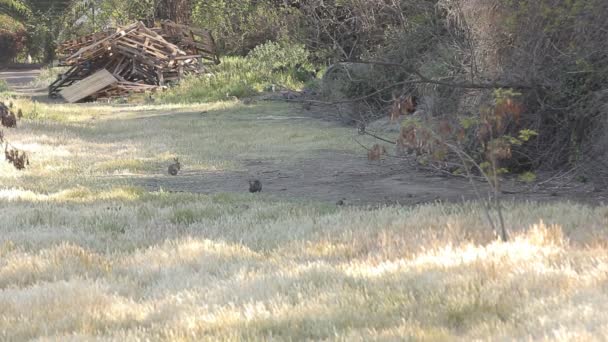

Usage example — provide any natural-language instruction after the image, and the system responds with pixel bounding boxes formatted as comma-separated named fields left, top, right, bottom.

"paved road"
left=0, top=67, right=56, bottom=102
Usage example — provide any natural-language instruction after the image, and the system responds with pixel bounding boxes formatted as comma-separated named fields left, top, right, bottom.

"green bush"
left=160, top=42, right=316, bottom=103
left=28, top=66, right=69, bottom=88
left=191, top=0, right=298, bottom=55
left=0, top=80, right=9, bottom=93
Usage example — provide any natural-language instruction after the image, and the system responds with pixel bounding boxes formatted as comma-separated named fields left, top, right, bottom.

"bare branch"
left=340, top=60, right=532, bottom=90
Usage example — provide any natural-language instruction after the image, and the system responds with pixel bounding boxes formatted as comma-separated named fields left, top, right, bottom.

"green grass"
left=0, top=79, right=9, bottom=93
left=0, top=98, right=353, bottom=194
left=27, top=66, right=69, bottom=88
left=160, top=42, right=317, bottom=103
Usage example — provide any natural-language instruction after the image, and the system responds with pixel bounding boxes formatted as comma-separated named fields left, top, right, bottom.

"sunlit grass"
left=0, top=193, right=607, bottom=340
left=27, top=66, right=70, bottom=89
left=0, top=98, right=353, bottom=194
left=1, top=94, right=607, bottom=340
left=95, top=158, right=150, bottom=173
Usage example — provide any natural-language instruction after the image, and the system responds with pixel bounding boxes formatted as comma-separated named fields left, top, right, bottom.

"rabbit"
left=249, top=179, right=262, bottom=193
left=168, top=158, right=180, bottom=176
left=367, top=144, right=387, bottom=161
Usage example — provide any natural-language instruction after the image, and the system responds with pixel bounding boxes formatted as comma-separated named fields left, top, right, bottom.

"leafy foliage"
left=191, top=0, right=297, bottom=55
left=0, top=28, right=26, bottom=63
left=160, top=42, right=315, bottom=103
left=0, top=0, right=30, bottom=19
left=397, top=89, right=537, bottom=178
left=0, top=80, right=8, bottom=92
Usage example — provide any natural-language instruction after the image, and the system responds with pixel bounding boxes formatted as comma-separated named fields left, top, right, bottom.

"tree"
left=0, top=0, right=31, bottom=20
left=0, top=1, right=29, bottom=63
left=156, top=0, right=191, bottom=24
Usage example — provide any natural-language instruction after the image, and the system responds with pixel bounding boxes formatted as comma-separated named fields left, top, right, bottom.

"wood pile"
left=51, top=21, right=220, bottom=102
left=59, top=69, right=118, bottom=103
left=57, top=29, right=114, bottom=58
left=155, top=20, right=220, bottom=64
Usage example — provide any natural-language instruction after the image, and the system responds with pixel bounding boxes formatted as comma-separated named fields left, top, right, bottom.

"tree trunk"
left=156, top=0, right=192, bottom=24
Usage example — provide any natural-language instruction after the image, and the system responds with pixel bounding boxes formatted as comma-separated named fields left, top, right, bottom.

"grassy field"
left=2, top=99, right=352, bottom=194
left=1, top=97, right=607, bottom=340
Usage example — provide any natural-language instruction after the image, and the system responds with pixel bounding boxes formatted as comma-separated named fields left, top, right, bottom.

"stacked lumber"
left=155, top=20, right=220, bottom=64
left=59, top=69, right=118, bottom=103
left=51, top=21, right=220, bottom=102
left=57, top=29, right=114, bottom=58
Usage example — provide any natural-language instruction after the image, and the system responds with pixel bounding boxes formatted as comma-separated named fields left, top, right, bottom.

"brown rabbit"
left=390, top=93, right=417, bottom=121
left=367, top=144, right=387, bottom=161
left=168, top=158, right=180, bottom=176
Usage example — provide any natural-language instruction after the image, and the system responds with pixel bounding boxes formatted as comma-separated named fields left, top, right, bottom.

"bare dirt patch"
left=127, top=148, right=608, bottom=206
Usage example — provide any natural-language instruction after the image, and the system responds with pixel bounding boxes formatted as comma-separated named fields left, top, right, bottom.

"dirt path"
left=2, top=68, right=606, bottom=206
left=128, top=149, right=607, bottom=206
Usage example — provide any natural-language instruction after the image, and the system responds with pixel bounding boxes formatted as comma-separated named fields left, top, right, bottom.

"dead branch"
left=340, top=60, right=533, bottom=90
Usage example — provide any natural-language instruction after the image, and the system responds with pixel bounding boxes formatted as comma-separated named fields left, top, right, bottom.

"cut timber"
left=53, top=21, right=219, bottom=100
left=60, top=69, right=118, bottom=103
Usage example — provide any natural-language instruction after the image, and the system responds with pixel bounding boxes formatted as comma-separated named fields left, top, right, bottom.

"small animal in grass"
left=167, top=158, right=181, bottom=176
left=249, top=179, right=262, bottom=193
left=357, top=122, right=366, bottom=135
left=367, top=144, right=387, bottom=161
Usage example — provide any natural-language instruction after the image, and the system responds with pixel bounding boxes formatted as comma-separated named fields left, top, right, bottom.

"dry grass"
left=1, top=98, right=607, bottom=340
left=27, top=67, right=70, bottom=89
left=1, top=193, right=607, bottom=341
left=1, top=99, right=353, bottom=194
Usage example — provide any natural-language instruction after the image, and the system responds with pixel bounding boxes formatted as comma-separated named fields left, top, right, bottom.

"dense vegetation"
left=3, top=0, right=608, bottom=179
left=2, top=2, right=608, bottom=340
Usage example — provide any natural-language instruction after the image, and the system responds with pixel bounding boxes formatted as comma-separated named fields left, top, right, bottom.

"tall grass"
left=160, top=42, right=317, bottom=103
left=28, top=66, right=69, bottom=88
left=0, top=79, right=9, bottom=93
left=0, top=191, right=607, bottom=340
left=2, top=82, right=607, bottom=340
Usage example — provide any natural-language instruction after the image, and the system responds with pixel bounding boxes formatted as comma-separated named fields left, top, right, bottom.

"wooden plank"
left=60, top=69, right=118, bottom=103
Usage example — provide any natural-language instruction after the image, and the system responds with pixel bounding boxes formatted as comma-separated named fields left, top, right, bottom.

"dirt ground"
left=2, top=67, right=607, bottom=206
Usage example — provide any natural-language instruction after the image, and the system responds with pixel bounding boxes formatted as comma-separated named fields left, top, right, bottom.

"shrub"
left=160, top=42, right=316, bottom=103
left=191, top=0, right=299, bottom=55
left=0, top=29, right=27, bottom=63
left=0, top=80, right=9, bottom=93
left=28, top=67, right=69, bottom=88
left=295, top=0, right=608, bottom=179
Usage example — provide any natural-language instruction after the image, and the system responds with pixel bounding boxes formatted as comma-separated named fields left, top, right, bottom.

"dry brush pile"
left=0, top=101, right=28, bottom=170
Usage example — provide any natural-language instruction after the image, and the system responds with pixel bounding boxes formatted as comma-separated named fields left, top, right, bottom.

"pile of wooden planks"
left=51, top=21, right=220, bottom=102
left=155, top=20, right=220, bottom=64
left=56, top=30, right=114, bottom=57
